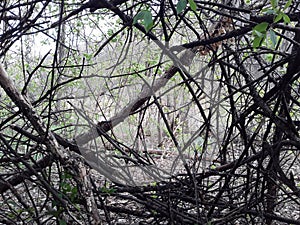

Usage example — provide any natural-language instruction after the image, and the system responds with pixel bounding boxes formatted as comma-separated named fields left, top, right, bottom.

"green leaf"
left=262, top=8, right=276, bottom=15
left=188, top=0, right=197, bottom=11
left=210, top=164, right=216, bottom=170
left=133, top=11, right=146, bottom=24
left=269, top=29, right=277, bottom=47
left=274, top=12, right=283, bottom=23
left=253, top=36, right=264, bottom=48
left=143, top=10, right=153, bottom=32
left=284, top=0, right=293, bottom=10
left=282, top=14, right=291, bottom=24
left=270, top=0, right=278, bottom=9
left=133, top=10, right=153, bottom=32
left=253, top=22, right=269, bottom=33
left=176, top=0, right=187, bottom=14
left=253, top=30, right=264, bottom=37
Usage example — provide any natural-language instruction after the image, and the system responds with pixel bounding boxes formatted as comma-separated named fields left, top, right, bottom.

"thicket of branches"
left=1, top=0, right=300, bottom=224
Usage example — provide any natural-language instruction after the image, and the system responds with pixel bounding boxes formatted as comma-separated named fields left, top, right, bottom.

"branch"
left=0, top=155, right=52, bottom=193
left=0, top=64, right=64, bottom=158
left=51, top=0, right=129, bottom=28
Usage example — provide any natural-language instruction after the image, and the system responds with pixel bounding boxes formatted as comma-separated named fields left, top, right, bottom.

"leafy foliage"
left=176, top=0, right=197, bottom=14
left=252, top=0, right=293, bottom=48
left=252, top=22, right=269, bottom=48
left=176, top=0, right=187, bottom=14
left=133, top=10, right=154, bottom=32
